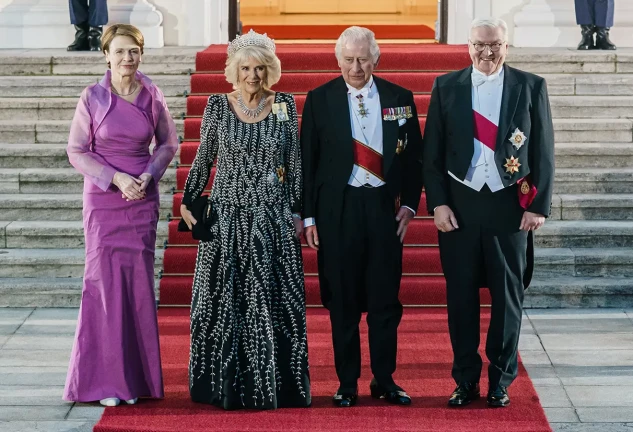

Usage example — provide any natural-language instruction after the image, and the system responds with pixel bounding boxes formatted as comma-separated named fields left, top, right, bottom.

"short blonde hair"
left=224, top=45, right=282, bottom=90
left=102, top=24, right=144, bottom=69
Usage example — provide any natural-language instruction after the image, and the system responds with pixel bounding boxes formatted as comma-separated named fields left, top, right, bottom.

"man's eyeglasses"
left=469, top=41, right=505, bottom=52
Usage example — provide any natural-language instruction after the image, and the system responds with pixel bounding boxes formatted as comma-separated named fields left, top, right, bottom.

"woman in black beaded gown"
left=180, top=30, right=310, bottom=410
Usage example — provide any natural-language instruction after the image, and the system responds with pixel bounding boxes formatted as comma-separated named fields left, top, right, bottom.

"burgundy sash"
left=353, top=138, right=384, bottom=181
left=473, top=110, right=498, bottom=151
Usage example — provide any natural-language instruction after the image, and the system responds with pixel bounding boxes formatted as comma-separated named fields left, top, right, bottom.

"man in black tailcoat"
left=423, top=18, right=555, bottom=408
left=301, top=26, right=423, bottom=408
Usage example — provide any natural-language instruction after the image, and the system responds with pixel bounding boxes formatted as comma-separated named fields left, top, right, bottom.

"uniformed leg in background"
left=87, top=0, right=109, bottom=51
left=594, top=0, right=616, bottom=50
left=68, top=0, right=90, bottom=51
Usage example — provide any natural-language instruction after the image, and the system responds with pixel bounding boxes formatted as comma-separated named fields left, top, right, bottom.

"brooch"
left=509, top=128, right=527, bottom=150
left=504, top=156, right=521, bottom=175
left=272, top=102, right=288, bottom=122
left=383, top=106, right=413, bottom=121
left=275, top=166, right=286, bottom=183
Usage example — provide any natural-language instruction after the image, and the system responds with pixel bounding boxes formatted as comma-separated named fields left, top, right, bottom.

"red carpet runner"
left=94, top=309, right=551, bottom=432
left=242, top=24, right=435, bottom=40
left=160, top=44, right=475, bottom=307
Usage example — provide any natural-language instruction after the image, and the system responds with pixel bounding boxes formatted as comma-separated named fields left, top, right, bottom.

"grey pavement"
left=0, top=308, right=632, bottom=432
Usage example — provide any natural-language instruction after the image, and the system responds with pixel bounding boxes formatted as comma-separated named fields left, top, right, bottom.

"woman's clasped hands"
left=114, top=172, right=152, bottom=201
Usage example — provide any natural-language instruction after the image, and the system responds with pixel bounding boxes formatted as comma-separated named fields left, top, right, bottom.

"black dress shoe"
left=595, top=27, right=617, bottom=50
left=88, top=26, right=103, bottom=52
left=68, top=24, right=89, bottom=51
left=577, top=25, right=596, bottom=50
left=448, top=382, right=480, bottom=407
left=487, top=385, right=510, bottom=407
left=332, top=391, right=357, bottom=407
left=369, top=378, right=411, bottom=405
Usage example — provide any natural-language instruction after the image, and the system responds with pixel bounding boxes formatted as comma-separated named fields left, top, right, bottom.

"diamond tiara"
left=227, top=29, right=276, bottom=57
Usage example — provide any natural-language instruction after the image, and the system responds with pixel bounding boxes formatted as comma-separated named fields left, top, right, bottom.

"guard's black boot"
left=577, top=25, right=595, bottom=50
left=88, top=26, right=103, bottom=52
left=595, top=27, right=617, bottom=50
left=67, top=24, right=89, bottom=51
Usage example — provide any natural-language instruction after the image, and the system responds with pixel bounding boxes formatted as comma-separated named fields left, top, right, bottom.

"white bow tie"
left=471, top=71, right=501, bottom=87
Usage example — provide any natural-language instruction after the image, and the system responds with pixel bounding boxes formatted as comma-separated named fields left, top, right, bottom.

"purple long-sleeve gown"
left=63, top=70, right=178, bottom=402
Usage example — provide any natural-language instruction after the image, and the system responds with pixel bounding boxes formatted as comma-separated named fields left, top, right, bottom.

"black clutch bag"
left=177, top=195, right=216, bottom=242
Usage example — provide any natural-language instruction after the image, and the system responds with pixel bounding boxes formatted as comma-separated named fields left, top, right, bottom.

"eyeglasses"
left=469, top=41, right=505, bottom=52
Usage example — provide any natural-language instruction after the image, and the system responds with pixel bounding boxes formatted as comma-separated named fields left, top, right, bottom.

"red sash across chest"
left=473, top=110, right=498, bottom=151
left=352, top=138, right=384, bottom=181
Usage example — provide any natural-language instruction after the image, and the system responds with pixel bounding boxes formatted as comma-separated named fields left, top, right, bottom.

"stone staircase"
left=0, top=47, right=631, bottom=308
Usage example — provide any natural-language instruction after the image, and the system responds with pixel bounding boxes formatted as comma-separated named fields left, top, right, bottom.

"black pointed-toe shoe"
left=332, top=391, right=358, bottom=407
left=487, top=385, right=510, bottom=407
left=369, top=378, right=412, bottom=405
left=448, top=382, right=480, bottom=407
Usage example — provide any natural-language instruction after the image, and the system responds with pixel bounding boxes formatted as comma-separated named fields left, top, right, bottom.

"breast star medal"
left=504, top=156, right=521, bottom=175
left=509, top=128, right=527, bottom=150
left=272, top=102, right=288, bottom=122
left=356, top=94, right=369, bottom=118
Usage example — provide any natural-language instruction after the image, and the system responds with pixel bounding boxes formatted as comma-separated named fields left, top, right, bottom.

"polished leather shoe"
left=448, top=382, right=480, bottom=407
left=487, top=385, right=510, bottom=407
left=595, top=27, right=617, bottom=50
left=332, top=391, right=357, bottom=407
left=577, top=25, right=596, bottom=50
left=369, top=378, right=411, bottom=405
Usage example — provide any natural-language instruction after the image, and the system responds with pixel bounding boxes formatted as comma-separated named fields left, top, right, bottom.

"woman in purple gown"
left=63, top=24, right=178, bottom=407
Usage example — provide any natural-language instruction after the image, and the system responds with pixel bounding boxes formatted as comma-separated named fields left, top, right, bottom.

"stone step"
left=507, top=51, right=624, bottom=75
left=0, top=118, right=184, bottom=144
left=0, top=221, right=168, bottom=248
left=0, top=194, right=174, bottom=221
left=0, top=75, right=190, bottom=98
left=550, top=96, right=633, bottom=119
left=0, top=144, right=69, bottom=168
left=552, top=194, right=633, bottom=221
left=555, top=143, right=633, bottom=168
left=0, top=277, right=163, bottom=307
left=0, top=248, right=163, bottom=279
left=536, top=220, right=633, bottom=248
left=541, top=74, right=633, bottom=96
left=0, top=48, right=198, bottom=76
left=555, top=168, right=633, bottom=194
left=536, top=247, right=633, bottom=278
left=553, top=119, right=632, bottom=143
left=525, top=276, right=633, bottom=308
left=0, top=97, right=187, bottom=121
left=0, top=168, right=176, bottom=194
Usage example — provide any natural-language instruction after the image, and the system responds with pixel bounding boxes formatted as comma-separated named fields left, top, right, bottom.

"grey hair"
left=335, top=26, right=380, bottom=64
left=470, top=17, right=508, bottom=41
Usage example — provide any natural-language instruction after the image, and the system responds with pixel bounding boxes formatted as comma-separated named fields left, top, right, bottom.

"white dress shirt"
left=448, top=67, right=505, bottom=192
left=304, top=76, right=414, bottom=228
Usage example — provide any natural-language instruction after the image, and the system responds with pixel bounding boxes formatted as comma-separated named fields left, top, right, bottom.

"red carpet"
left=242, top=24, right=435, bottom=40
left=93, top=309, right=552, bottom=432
left=161, top=44, right=473, bottom=307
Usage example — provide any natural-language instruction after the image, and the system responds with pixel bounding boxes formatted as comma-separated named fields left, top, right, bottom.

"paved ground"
left=0, top=308, right=632, bottom=432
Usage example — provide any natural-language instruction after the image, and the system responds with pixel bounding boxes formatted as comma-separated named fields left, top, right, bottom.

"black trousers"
left=320, top=185, right=403, bottom=393
left=69, top=0, right=108, bottom=27
left=438, top=180, right=527, bottom=389
left=575, top=0, right=615, bottom=27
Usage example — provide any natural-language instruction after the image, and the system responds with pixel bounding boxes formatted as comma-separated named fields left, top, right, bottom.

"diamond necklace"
left=237, top=91, right=267, bottom=119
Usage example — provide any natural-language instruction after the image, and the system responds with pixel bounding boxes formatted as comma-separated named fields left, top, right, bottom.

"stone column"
left=514, top=0, right=633, bottom=47
left=447, top=0, right=493, bottom=44
left=0, top=0, right=164, bottom=49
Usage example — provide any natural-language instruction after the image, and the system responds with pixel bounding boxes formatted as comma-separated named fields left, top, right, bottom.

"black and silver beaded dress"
left=183, top=93, right=310, bottom=410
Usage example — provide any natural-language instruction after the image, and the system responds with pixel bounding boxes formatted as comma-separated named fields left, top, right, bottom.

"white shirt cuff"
left=303, top=217, right=315, bottom=228
left=402, top=205, right=416, bottom=216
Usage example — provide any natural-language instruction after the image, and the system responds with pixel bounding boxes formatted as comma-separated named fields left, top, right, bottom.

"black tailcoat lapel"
left=374, top=77, right=398, bottom=173
left=326, top=77, right=353, bottom=162
left=454, top=67, right=475, bottom=166
left=495, top=65, right=522, bottom=170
